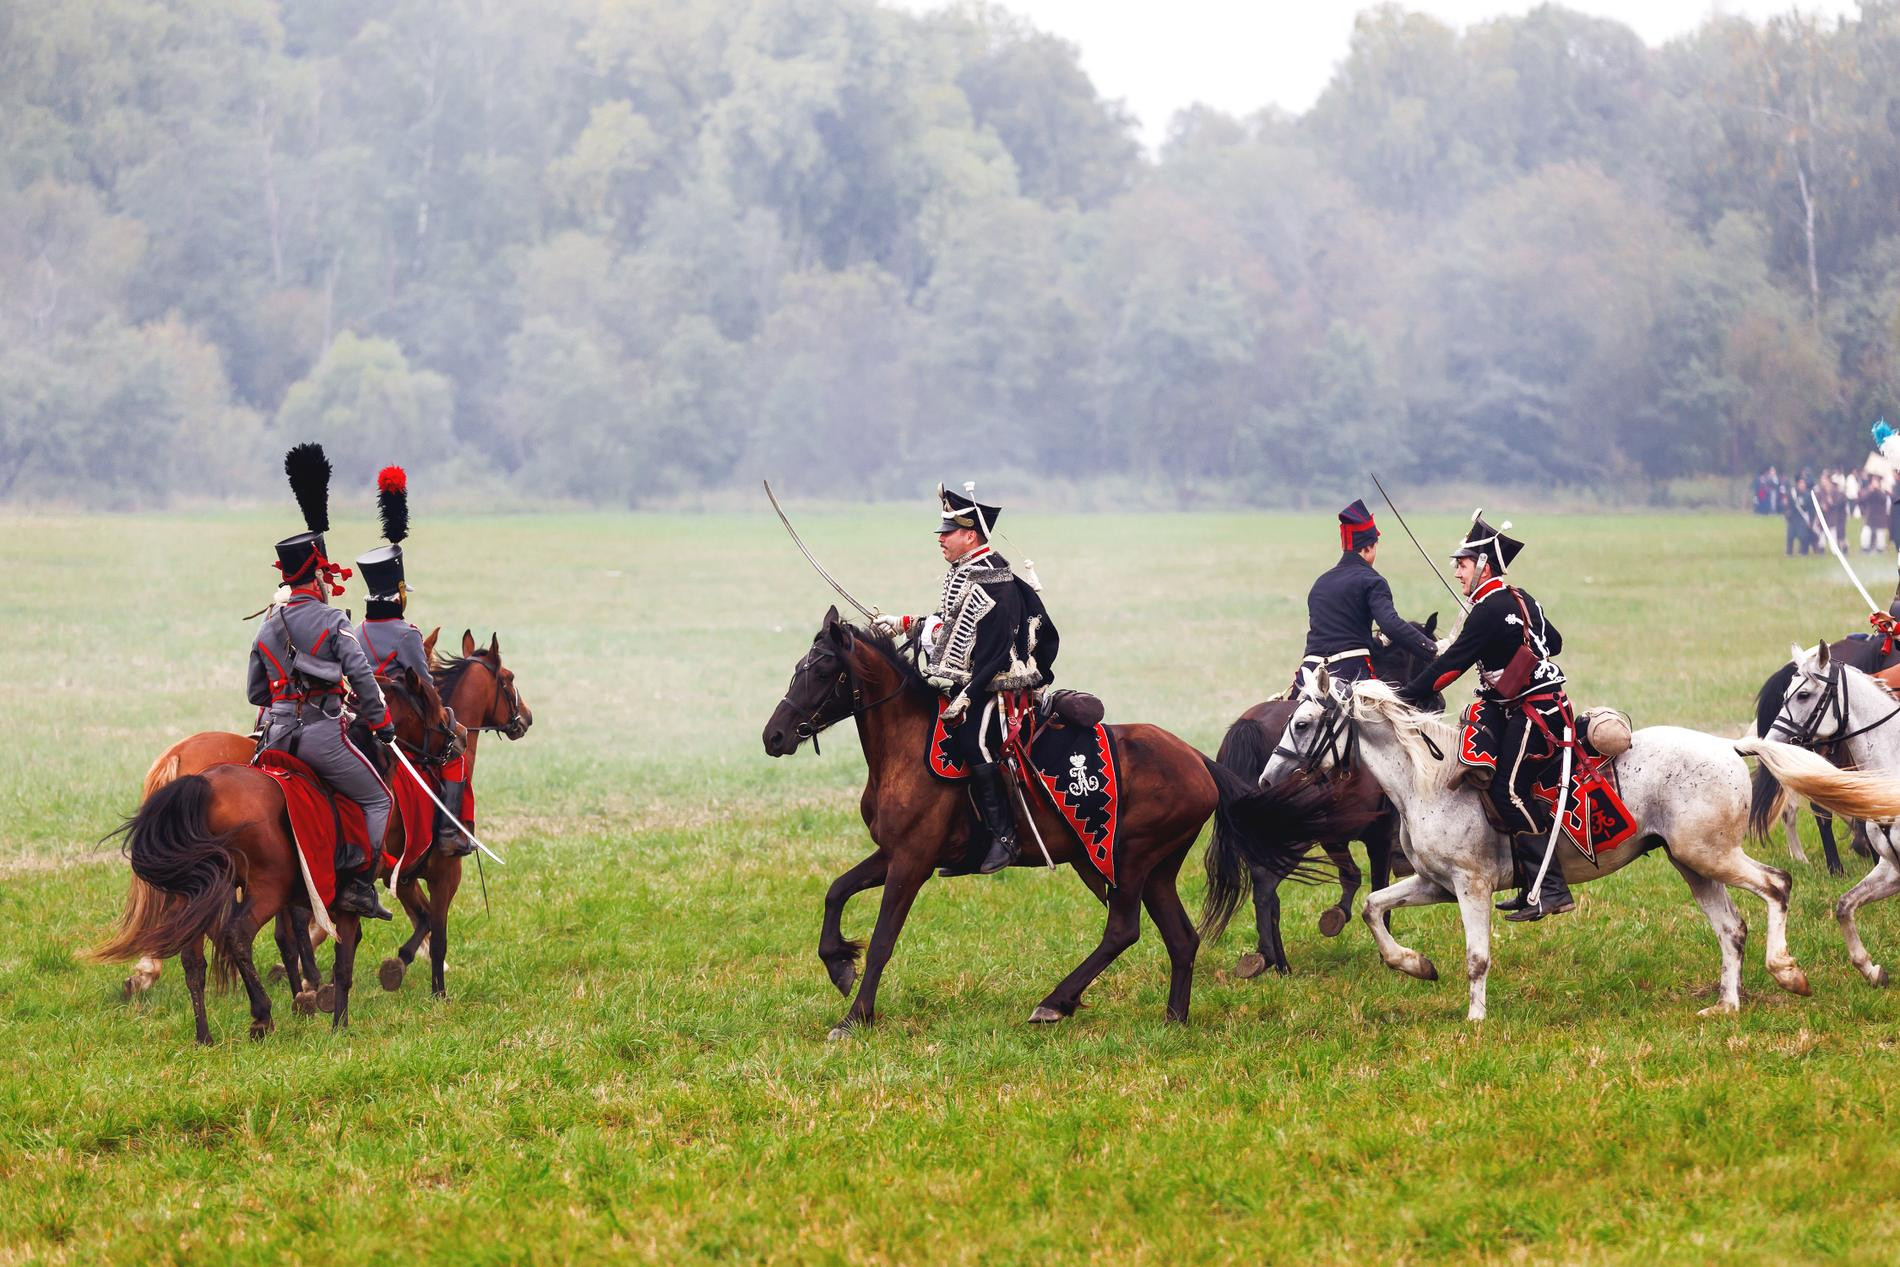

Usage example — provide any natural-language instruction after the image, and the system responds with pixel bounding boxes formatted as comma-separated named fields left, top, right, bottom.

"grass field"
left=8, top=507, right=1900, bottom=1264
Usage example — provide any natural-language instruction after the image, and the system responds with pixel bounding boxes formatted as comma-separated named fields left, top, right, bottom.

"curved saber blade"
left=762, top=480, right=876, bottom=620
left=1811, top=488, right=1881, bottom=615
left=1370, top=472, right=1470, bottom=616
left=387, top=743, right=505, bottom=873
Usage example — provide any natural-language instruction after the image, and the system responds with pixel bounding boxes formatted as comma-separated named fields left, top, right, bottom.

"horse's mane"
left=432, top=651, right=491, bottom=701
left=847, top=625, right=936, bottom=703
left=1345, top=679, right=1463, bottom=792
left=1755, top=660, right=1799, bottom=739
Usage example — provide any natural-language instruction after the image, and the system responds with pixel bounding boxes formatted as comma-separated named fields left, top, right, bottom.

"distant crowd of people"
left=1755, top=466, right=1892, bottom=556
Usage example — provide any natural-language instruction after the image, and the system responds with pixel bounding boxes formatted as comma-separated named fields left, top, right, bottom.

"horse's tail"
left=1197, top=754, right=1355, bottom=942
left=1198, top=720, right=1279, bottom=942
left=1737, top=737, right=1900, bottom=833
left=86, top=775, right=241, bottom=965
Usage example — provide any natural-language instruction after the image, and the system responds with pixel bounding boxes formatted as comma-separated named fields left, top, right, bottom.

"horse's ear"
left=1298, top=666, right=1318, bottom=699
left=462, top=629, right=476, bottom=658
left=822, top=604, right=841, bottom=631
left=1314, top=665, right=1333, bottom=697
left=1424, top=612, right=1439, bottom=636
left=1816, top=639, right=1831, bottom=670
left=489, top=632, right=501, bottom=657
left=423, top=627, right=440, bottom=660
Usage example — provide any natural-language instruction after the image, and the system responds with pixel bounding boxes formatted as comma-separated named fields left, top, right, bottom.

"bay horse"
left=375, top=628, right=533, bottom=997
left=1258, top=672, right=1900, bottom=1020
left=760, top=607, right=1372, bottom=1038
left=1206, top=615, right=1439, bottom=977
left=1751, top=630, right=1898, bottom=874
left=88, top=668, right=454, bottom=1043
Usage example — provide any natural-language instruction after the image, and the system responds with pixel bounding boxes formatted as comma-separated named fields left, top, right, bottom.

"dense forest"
left=5, top=0, right=1900, bottom=506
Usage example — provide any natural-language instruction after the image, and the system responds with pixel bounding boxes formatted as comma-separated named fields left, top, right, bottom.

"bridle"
left=779, top=640, right=907, bottom=755
left=460, top=656, right=529, bottom=739
left=1274, top=687, right=1359, bottom=777
left=374, top=675, right=463, bottom=767
left=1771, top=660, right=1900, bottom=749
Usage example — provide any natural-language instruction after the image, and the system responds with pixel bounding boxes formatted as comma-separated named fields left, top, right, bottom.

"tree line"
left=5, top=0, right=1900, bottom=507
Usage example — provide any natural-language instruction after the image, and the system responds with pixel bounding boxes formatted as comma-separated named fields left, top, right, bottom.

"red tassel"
left=378, top=465, right=407, bottom=494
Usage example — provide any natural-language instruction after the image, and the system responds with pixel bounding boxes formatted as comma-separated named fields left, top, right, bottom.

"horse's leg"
left=224, top=909, right=274, bottom=1041
left=1780, top=799, right=1809, bottom=865
left=331, top=914, right=362, bottom=1031
left=426, top=856, right=461, bottom=999
left=1692, top=847, right=1808, bottom=998
left=381, top=875, right=431, bottom=991
left=1835, top=848, right=1900, bottom=988
left=1367, top=815, right=1398, bottom=931
left=1450, top=874, right=1492, bottom=1022
left=818, top=851, right=887, bottom=997
left=127, top=955, right=163, bottom=998
left=272, top=911, right=305, bottom=996
left=1362, top=874, right=1455, bottom=982
left=1236, top=862, right=1285, bottom=979
left=1138, top=847, right=1199, bottom=1024
left=831, top=856, right=930, bottom=1040
left=1852, top=818, right=1876, bottom=861
left=180, top=937, right=213, bottom=1046
left=1816, top=806, right=1845, bottom=876
left=1667, top=856, right=1747, bottom=1015
left=1319, top=842, right=1359, bottom=939
left=1029, top=880, right=1145, bottom=1024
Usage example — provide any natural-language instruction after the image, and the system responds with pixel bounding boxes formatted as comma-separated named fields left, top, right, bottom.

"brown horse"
left=89, top=669, right=452, bottom=1043
left=1205, top=617, right=1439, bottom=977
left=376, top=628, right=534, bottom=998
left=760, top=608, right=1370, bottom=1038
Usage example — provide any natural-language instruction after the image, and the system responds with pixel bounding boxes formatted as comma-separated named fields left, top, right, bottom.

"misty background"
left=4, top=0, right=1898, bottom=508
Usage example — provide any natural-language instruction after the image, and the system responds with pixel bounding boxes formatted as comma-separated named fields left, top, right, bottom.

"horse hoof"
left=292, top=990, right=317, bottom=1016
left=826, top=1021, right=857, bottom=1042
left=1871, top=965, right=1889, bottom=988
left=250, top=1018, right=274, bottom=1041
left=378, top=958, right=405, bottom=991
left=1317, top=907, right=1348, bottom=938
left=1027, top=1005, right=1066, bottom=1024
left=267, top=964, right=288, bottom=984
left=315, top=984, right=336, bottom=1015
left=1697, top=1000, right=1741, bottom=1017
left=1773, top=965, right=1812, bottom=996
left=1234, top=952, right=1269, bottom=980
left=121, top=977, right=139, bottom=1001
left=824, top=961, right=858, bottom=997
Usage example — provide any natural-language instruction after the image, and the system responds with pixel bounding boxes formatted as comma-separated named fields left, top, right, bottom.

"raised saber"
left=1811, top=489, right=1882, bottom=615
left=386, top=743, right=505, bottom=887
left=1371, top=472, right=1470, bottom=616
left=762, top=480, right=876, bottom=620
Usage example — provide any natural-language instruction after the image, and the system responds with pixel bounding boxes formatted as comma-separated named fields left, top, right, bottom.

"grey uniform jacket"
left=248, top=593, right=390, bottom=727
left=357, top=617, right=433, bottom=683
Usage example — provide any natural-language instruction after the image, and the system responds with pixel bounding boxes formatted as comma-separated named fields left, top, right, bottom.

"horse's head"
left=374, top=664, right=464, bottom=764
left=1772, top=639, right=1842, bottom=746
left=1372, top=612, right=1441, bottom=708
left=1259, top=666, right=1352, bottom=788
left=448, top=629, right=532, bottom=741
left=762, top=606, right=867, bottom=758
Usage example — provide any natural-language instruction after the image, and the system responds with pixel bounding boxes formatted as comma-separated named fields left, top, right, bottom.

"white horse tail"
left=1737, top=737, right=1900, bottom=827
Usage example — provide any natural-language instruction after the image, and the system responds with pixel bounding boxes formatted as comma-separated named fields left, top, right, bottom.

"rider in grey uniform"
left=356, top=465, right=473, bottom=858
left=248, top=443, right=394, bottom=920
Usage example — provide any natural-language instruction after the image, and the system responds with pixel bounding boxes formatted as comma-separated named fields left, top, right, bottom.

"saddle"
left=927, top=694, right=1124, bottom=885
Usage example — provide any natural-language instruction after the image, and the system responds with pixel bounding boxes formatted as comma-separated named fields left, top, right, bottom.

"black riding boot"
left=433, top=782, right=474, bottom=857
left=972, top=762, right=1020, bottom=875
left=333, top=871, right=393, bottom=920
left=1502, top=832, right=1575, bottom=922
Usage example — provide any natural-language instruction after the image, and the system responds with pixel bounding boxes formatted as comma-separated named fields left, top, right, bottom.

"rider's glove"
left=373, top=722, right=397, bottom=744
left=868, top=608, right=906, bottom=638
left=1875, top=419, right=1896, bottom=454
left=1433, top=636, right=1453, bottom=655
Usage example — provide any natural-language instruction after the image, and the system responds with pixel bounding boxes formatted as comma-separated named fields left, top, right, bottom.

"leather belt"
left=1302, top=648, right=1371, bottom=665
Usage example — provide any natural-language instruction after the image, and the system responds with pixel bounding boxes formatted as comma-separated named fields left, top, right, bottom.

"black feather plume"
left=284, top=443, right=331, bottom=534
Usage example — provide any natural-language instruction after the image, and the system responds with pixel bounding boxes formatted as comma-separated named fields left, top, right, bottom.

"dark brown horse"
left=89, top=668, right=452, bottom=1043
left=1205, top=616, right=1440, bottom=976
left=761, top=607, right=1370, bottom=1038
left=377, top=628, right=533, bottom=999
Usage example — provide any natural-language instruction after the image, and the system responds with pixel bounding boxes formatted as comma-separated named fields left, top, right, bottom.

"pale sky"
left=899, top=1, right=1862, bottom=147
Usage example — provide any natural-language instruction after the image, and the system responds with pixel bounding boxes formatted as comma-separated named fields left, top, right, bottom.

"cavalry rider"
left=872, top=483, right=1058, bottom=875
left=1295, top=498, right=1440, bottom=691
left=355, top=465, right=474, bottom=859
left=247, top=443, right=395, bottom=920
left=1399, top=512, right=1575, bottom=921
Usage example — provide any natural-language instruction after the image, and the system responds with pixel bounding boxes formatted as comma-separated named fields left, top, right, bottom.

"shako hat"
left=1449, top=508, right=1523, bottom=574
left=938, top=481, right=1002, bottom=539
left=275, top=443, right=351, bottom=595
left=1338, top=498, right=1379, bottom=551
left=356, top=466, right=412, bottom=599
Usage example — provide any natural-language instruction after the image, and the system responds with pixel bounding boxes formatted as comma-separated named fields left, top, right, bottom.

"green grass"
left=6, top=507, right=1900, bottom=1264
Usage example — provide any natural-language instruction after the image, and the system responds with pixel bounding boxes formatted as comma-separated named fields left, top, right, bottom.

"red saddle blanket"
left=927, top=698, right=1124, bottom=886
left=384, top=760, right=477, bottom=875
left=255, top=749, right=368, bottom=908
left=1531, top=765, right=1639, bottom=863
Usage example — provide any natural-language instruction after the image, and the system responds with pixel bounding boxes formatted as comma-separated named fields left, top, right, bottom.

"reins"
left=1774, top=662, right=1900, bottom=749
left=450, top=655, right=528, bottom=737
left=782, top=646, right=908, bottom=755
